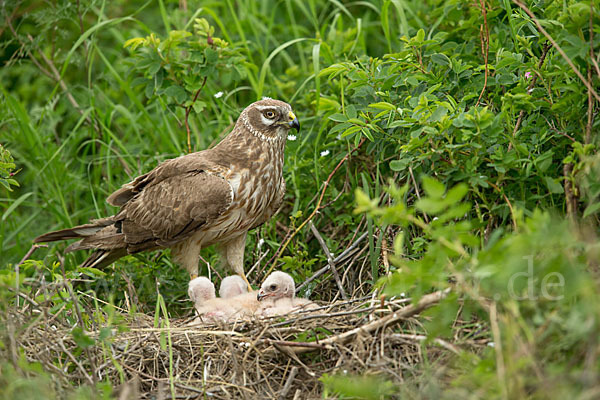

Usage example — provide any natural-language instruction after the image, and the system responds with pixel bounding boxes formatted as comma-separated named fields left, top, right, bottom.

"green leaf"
left=320, top=374, right=395, bottom=400
left=123, top=37, right=145, bottom=50
left=148, top=61, right=161, bottom=75
left=72, top=327, right=95, bottom=349
left=444, top=183, right=468, bottom=204
left=544, top=176, right=564, bottom=194
left=192, top=101, right=207, bottom=113
left=328, top=113, right=347, bottom=122
left=341, top=125, right=361, bottom=138
left=390, top=159, right=408, bottom=171
left=347, top=118, right=365, bottom=126
left=318, top=63, right=347, bottom=78
left=415, top=197, right=446, bottom=214
left=204, top=47, right=218, bottom=63
left=416, top=28, right=425, bottom=43
left=346, top=105, right=357, bottom=119
left=431, top=53, right=450, bottom=66
left=583, top=202, right=600, bottom=218
left=422, top=176, right=446, bottom=199
left=361, top=128, right=375, bottom=141
left=164, top=85, right=188, bottom=104
left=369, top=101, right=396, bottom=111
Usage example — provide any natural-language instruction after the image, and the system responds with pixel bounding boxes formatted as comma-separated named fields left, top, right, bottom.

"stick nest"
left=3, top=283, right=477, bottom=399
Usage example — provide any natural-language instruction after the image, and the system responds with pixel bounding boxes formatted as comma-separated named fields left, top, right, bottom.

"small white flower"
left=320, top=150, right=330, bottom=157
left=257, top=238, right=265, bottom=249
left=487, top=342, right=495, bottom=348
left=214, top=91, right=224, bottom=98
left=433, top=217, right=439, bottom=221
left=336, top=134, right=341, bottom=140
left=287, top=134, right=297, bottom=141
left=400, top=292, right=406, bottom=297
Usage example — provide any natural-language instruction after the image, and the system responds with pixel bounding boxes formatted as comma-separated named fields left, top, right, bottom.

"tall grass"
left=1, top=0, right=599, bottom=398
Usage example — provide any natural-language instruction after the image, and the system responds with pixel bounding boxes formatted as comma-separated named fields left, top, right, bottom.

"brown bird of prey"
left=35, top=98, right=299, bottom=290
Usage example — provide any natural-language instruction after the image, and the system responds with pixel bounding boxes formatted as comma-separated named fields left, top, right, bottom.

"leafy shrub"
left=1, top=0, right=599, bottom=398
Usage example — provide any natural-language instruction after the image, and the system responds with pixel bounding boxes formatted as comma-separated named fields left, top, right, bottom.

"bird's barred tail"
left=34, top=217, right=127, bottom=269
left=81, top=248, right=128, bottom=269
left=33, top=217, right=114, bottom=245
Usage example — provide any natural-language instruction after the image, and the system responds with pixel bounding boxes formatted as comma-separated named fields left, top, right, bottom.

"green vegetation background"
left=1, top=0, right=599, bottom=398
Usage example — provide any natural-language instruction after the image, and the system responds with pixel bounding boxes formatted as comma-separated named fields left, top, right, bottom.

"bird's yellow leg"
left=190, top=273, right=198, bottom=280
left=240, top=272, right=253, bottom=292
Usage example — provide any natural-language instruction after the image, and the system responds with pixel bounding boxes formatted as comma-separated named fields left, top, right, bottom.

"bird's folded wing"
left=106, top=152, right=228, bottom=207
left=117, top=170, right=233, bottom=248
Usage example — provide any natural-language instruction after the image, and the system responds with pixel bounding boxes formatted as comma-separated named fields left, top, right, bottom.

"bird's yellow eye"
left=265, top=110, right=276, bottom=119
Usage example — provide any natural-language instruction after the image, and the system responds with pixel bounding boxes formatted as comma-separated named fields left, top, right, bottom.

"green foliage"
left=321, top=373, right=396, bottom=399
left=1, top=0, right=599, bottom=398
left=0, top=145, right=20, bottom=192
left=357, top=178, right=600, bottom=398
left=124, top=18, right=247, bottom=112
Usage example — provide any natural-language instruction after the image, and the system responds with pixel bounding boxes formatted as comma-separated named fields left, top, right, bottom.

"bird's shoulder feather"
left=106, top=151, right=229, bottom=207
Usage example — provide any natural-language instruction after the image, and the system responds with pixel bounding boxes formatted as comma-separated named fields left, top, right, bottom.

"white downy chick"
left=256, top=271, right=317, bottom=317
left=219, top=275, right=248, bottom=298
left=188, top=277, right=238, bottom=323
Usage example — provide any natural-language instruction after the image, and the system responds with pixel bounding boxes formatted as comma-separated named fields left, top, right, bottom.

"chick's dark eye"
left=269, top=284, right=277, bottom=291
left=264, top=110, right=276, bottom=119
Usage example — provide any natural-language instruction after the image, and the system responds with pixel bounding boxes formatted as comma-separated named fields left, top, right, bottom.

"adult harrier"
left=35, top=98, right=299, bottom=290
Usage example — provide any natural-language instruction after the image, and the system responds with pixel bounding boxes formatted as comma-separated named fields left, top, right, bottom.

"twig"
left=586, top=66, right=594, bottom=145
left=264, top=340, right=332, bottom=350
left=283, top=288, right=450, bottom=354
left=489, top=302, right=508, bottom=400
left=57, top=339, right=95, bottom=385
left=184, top=77, right=207, bottom=153
left=486, top=180, right=518, bottom=231
left=16, top=244, right=47, bottom=266
left=266, top=138, right=366, bottom=275
left=590, top=2, right=600, bottom=79
left=564, top=163, right=576, bottom=220
left=409, top=166, right=428, bottom=223
left=278, top=366, right=298, bottom=400
left=512, top=0, right=600, bottom=102
left=246, top=248, right=270, bottom=279
left=388, top=333, right=461, bottom=355
left=60, top=264, right=98, bottom=385
left=268, top=300, right=411, bottom=328
left=508, top=42, right=551, bottom=150
left=308, top=221, right=348, bottom=300
left=295, top=232, right=367, bottom=293
left=120, top=362, right=219, bottom=395
left=15, top=244, right=47, bottom=310
left=475, top=0, right=489, bottom=106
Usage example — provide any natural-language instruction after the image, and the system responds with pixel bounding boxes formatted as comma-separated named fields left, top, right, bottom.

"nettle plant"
left=124, top=18, right=247, bottom=152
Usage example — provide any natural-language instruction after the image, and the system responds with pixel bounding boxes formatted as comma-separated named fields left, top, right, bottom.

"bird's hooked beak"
left=288, top=111, right=300, bottom=131
left=257, top=289, right=271, bottom=301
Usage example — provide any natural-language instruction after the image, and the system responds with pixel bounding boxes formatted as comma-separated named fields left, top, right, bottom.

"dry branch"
left=280, top=288, right=451, bottom=354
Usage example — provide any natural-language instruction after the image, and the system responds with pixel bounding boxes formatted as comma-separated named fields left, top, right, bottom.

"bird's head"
left=240, top=98, right=300, bottom=142
left=219, top=275, right=248, bottom=298
left=188, top=276, right=216, bottom=304
left=257, top=271, right=295, bottom=301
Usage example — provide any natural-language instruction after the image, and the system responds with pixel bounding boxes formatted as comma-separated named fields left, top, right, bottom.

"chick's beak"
left=288, top=111, right=300, bottom=131
left=257, top=290, right=266, bottom=301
